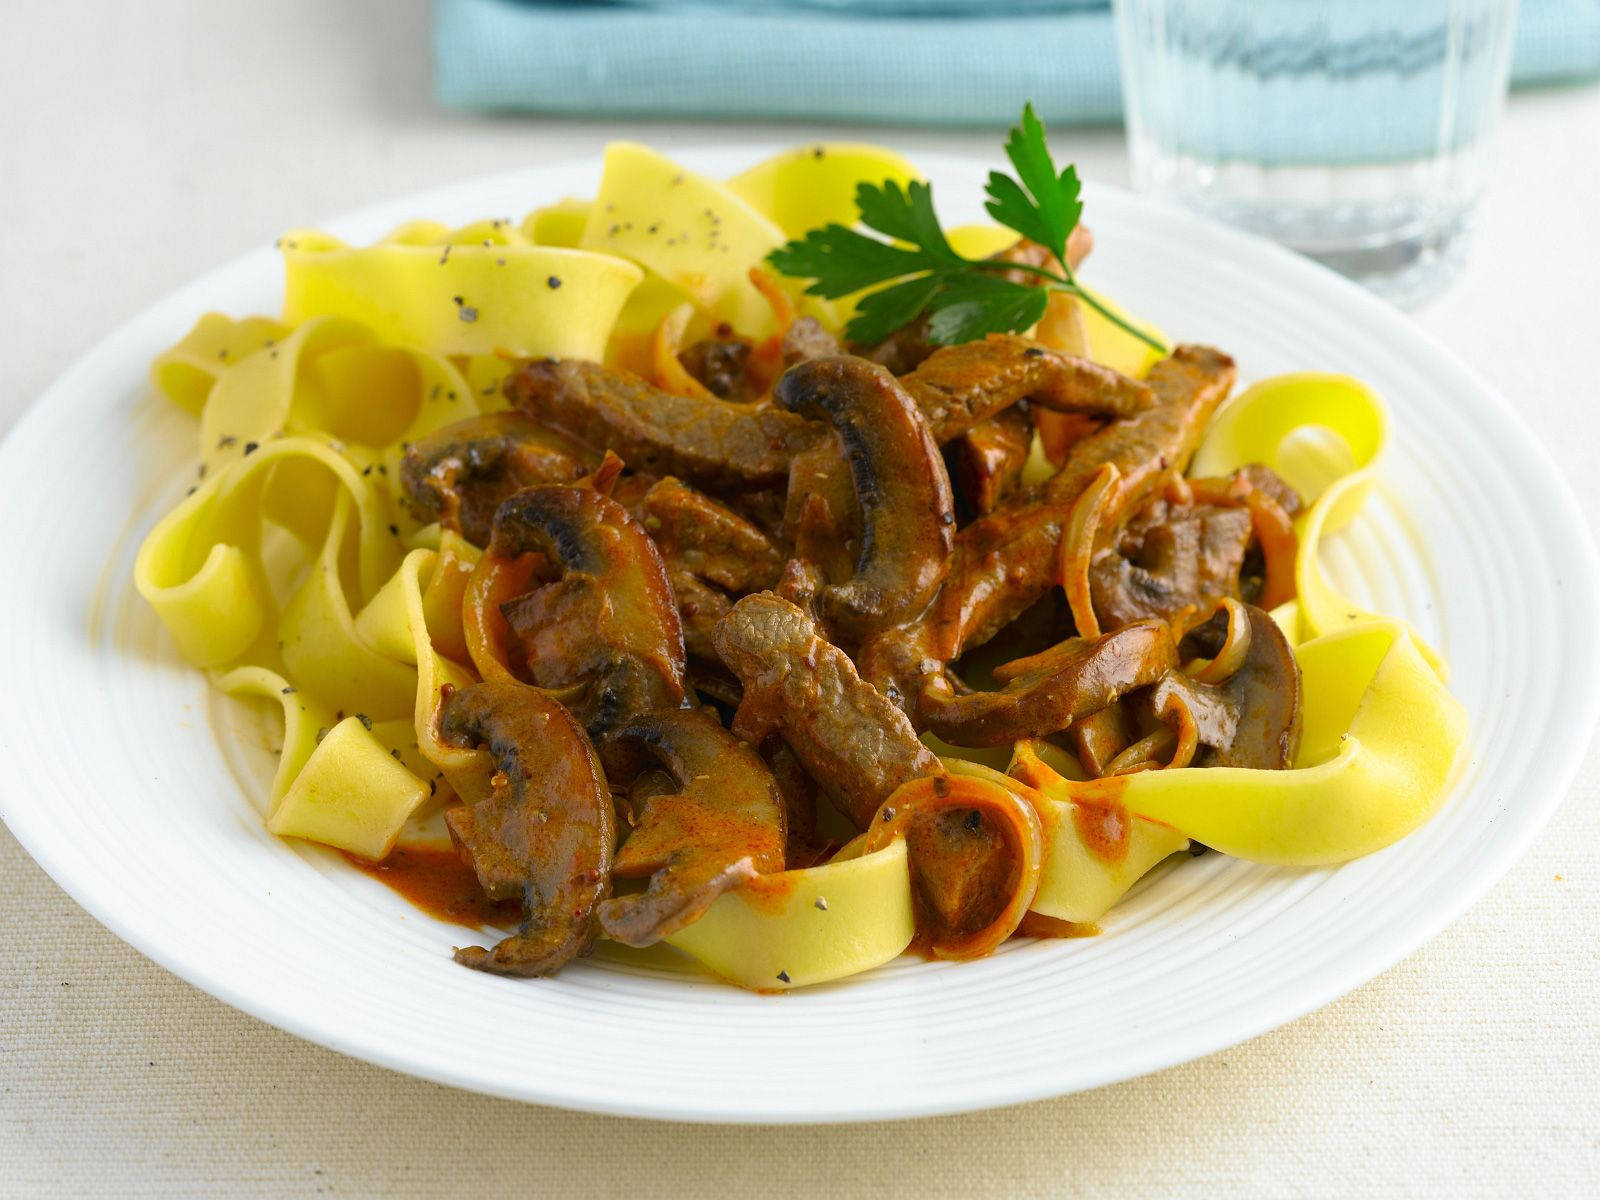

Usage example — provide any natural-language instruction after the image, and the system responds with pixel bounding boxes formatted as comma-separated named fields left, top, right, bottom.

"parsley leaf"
left=925, top=275, right=1050, bottom=345
left=854, top=179, right=963, bottom=266
left=766, top=103, right=1164, bottom=352
left=846, top=274, right=947, bottom=346
left=985, top=102, right=1082, bottom=264
left=766, top=225, right=932, bottom=299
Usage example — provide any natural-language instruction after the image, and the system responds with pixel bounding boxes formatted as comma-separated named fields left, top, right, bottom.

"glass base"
left=1132, top=149, right=1478, bottom=310
left=1293, top=211, right=1470, bottom=309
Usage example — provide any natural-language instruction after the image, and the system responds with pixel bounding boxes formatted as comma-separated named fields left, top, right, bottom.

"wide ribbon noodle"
left=281, top=221, right=641, bottom=360
left=135, top=142, right=1467, bottom=989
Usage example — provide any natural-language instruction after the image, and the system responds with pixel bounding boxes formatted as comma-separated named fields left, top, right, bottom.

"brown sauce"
left=1015, top=911, right=1100, bottom=939
left=1072, top=796, right=1132, bottom=865
left=737, top=870, right=802, bottom=916
left=1012, top=756, right=1133, bottom=866
left=345, top=844, right=521, bottom=929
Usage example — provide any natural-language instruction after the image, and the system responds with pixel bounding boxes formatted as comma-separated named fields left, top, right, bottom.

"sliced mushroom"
left=399, top=412, right=593, bottom=546
left=437, top=680, right=613, bottom=976
left=598, top=707, right=786, bottom=946
left=713, top=592, right=941, bottom=828
left=505, top=358, right=819, bottom=490
left=764, top=739, right=820, bottom=864
left=1088, top=500, right=1255, bottom=630
left=920, top=619, right=1179, bottom=747
left=678, top=331, right=756, bottom=401
left=670, top=571, right=734, bottom=662
left=774, top=356, right=955, bottom=640
left=491, top=485, right=686, bottom=737
left=1147, top=602, right=1303, bottom=769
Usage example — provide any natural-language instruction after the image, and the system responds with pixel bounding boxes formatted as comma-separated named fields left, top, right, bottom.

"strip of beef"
left=713, top=592, right=939, bottom=828
left=780, top=316, right=842, bottom=366
left=399, top=413, right=593, bottom=547
left=437, top=680, right=613, bottom=976
left=634, top=475, right=786, bottom=661
left=670, top=571, right=735, bottom=662
left=901, top=333, right=1154, bottom=445
left=713, top=593, right=1017, bottom=939
left=774, top=356, right=954, bottom=641
left=505, top=359, right=819, bottom=490
left=637, top=476, right=785, bottom=593
left=492, top=485, right=686, bottom=739
left=946, top=405, right=1033, bottom=519
left=861, top=344, right=1236, bottom=725
left=782, top=437, right=858, bottom=552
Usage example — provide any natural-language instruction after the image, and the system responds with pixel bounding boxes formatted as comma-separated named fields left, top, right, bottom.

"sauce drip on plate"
left=345, top=844, right=520, bottom=929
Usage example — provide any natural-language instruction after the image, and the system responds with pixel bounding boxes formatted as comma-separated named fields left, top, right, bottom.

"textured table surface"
left=2, top=3, right=1597, bottom=1196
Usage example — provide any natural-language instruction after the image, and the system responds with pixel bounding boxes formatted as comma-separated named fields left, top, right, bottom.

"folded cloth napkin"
left=435, top=0, right=1600, bottom=125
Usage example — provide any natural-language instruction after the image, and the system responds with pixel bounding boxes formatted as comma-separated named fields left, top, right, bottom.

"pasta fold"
left=1011, top=621, right=1466, bottom=867
left=1187, top=373, right=1438, bottom=659
left=665, top=841, right=916, bottom=990
left=726, top=143, right=922, bottom=238
left=282, top=224, right=642, bottom=360
left=580, top=142, right=790, bottom=336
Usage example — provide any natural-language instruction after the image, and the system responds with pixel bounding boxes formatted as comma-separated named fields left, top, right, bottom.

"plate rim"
left=2, top=145, right=1597, bottom=1123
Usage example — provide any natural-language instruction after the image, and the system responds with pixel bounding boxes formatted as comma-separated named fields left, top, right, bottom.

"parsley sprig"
left=767, top=104, right=1165, bottom=352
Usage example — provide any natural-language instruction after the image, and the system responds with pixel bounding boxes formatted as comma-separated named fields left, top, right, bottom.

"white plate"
left=1, top=148, right=1595, bottom=1123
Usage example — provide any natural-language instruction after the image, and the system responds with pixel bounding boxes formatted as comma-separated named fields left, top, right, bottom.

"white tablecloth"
left=2, top=3, right=1597, bottom=1195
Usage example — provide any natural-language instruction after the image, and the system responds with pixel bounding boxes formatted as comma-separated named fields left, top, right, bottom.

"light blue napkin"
left=435, top=0, right=1600, bottom=126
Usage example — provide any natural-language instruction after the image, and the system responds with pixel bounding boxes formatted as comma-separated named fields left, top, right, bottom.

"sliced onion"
left=1188, top=477, right=1298, bottom=611
left=1182, top=596, right=1254, bottom=684
left=462, top=552, right=541, bottom=683
left=1058, top=461, right=1121, bottom=639
left=650, top=302, right=717, bottom=401
left=864, top=772, right=1044, bottom=961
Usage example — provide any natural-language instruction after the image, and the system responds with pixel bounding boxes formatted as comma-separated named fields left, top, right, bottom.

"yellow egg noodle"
left=134, top=143, right=1466, bottom=990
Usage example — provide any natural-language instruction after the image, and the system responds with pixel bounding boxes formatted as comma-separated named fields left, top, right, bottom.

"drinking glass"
left=1112, top=0, right=1519, bottom=306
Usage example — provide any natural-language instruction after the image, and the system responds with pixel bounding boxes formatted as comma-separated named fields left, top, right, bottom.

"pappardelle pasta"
left=135, top=128, right=1465, bottom=991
